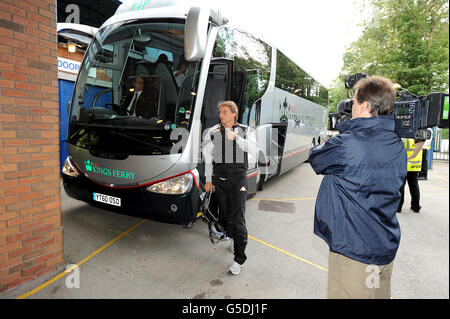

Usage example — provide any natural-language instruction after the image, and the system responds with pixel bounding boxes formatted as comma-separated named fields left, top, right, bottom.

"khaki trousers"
left=328, top=250, right=394, bottom=299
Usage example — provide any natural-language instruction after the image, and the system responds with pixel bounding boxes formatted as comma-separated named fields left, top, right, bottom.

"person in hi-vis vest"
left=418, top=128, right=433, bottom=180
left=397, top=138, right=425, bottom=213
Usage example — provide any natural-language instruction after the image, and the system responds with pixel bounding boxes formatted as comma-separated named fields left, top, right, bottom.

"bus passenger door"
left=198, top=58, right=233, bottom=186
left=235, top=70, right=264, bottom=194
left=200, top=58, right=233, bottom=130
left=237, top=70, right=257, bottom=126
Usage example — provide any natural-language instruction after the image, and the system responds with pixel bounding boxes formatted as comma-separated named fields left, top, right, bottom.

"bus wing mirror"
left=184, top=7, right=209, bottom=62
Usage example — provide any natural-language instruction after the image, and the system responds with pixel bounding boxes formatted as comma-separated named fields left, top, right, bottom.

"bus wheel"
left=257, top=171, right=264, bottom=192
left=256, top=153, right=265, bottom=192
left=305, top=139, right=315, bottom=163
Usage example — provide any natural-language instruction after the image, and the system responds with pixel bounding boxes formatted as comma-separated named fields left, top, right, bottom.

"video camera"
left=329, top=73, right=449, bottom=139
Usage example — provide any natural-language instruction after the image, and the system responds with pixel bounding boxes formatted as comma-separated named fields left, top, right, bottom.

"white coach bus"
left=62, top=0, right=329, bottom=225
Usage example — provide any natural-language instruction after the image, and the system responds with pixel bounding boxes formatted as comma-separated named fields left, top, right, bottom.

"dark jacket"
left=309, top=116, right=407, bottom=265
left=122, top=89, right=159, bottom=119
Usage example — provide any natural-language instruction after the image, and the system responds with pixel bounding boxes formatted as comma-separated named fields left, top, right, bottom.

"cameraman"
left=308, top=76, right=407, bottom=299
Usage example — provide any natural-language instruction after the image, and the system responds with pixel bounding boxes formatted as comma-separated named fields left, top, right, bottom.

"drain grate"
left=258, top=200, right=296, bottom=213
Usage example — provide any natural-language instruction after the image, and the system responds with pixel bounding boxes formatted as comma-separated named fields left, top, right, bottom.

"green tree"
left=331, top=0, right=449, bottom=100
left=328, top=75, right=350, bottom=113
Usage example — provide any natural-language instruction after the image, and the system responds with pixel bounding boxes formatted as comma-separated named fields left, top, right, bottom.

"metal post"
left=429, top=127, right=435, bottom=169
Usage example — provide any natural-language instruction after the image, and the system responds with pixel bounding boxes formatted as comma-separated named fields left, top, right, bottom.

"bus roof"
left=57, top=23, right=98, bottom=38
left=101, top=0, right=226, bottom=30
left=115, top=0, right=187, bottom=15
left=101, top=1, right=326, bottom=89
left=101, top=5, right=187, bottom=29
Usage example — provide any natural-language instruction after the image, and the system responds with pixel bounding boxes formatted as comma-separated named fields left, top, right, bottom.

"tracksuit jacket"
left=201, top=123, right=258, bottom=182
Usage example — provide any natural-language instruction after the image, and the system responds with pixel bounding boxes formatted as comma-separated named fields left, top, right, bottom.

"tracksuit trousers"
left=213, top=174, right=248, bottom=265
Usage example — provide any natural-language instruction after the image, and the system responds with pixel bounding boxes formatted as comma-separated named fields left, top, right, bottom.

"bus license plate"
left=93, top=192, right=121, bottom=207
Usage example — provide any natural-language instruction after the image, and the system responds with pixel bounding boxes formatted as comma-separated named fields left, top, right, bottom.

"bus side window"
left=275, top=49, right=328, bottom=107
left=232, top=28, right=271, bottom=124
left=232, top=70, right=245, bottom=108
left=247, top=98, right=261, bottom=128
left=245, top=72, right=260, bottom=123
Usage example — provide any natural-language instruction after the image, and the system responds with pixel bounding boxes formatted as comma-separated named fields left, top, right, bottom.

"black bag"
left=201, top=191, right=226, bottom=243
left=201, top=191, right=217, bottom=223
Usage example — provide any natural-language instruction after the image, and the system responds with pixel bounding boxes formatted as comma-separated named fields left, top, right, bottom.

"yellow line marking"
left=17, top=219, right=147, bottom=299
left=248, top=235, right=328, bottom=272
left=249, top=235, right=400, bottom=298
left=251, top=198, right=316, bottom=202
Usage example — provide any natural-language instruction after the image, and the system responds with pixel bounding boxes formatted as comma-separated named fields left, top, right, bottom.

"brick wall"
left=0, top=0, right=65, bottom=293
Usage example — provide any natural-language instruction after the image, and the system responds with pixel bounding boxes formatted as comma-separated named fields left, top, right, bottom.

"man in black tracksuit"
left=202, top=101, right=258, bottom=275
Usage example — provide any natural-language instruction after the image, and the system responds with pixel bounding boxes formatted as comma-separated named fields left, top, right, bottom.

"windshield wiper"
left=69, top=116, right=101, bottom=140
left=108, top=131, right=164, bottom=151
left=70, top=113, right=129, bottom=136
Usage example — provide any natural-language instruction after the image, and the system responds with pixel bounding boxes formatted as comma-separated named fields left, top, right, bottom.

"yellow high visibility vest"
left=404, top=138, right=422, bottom=172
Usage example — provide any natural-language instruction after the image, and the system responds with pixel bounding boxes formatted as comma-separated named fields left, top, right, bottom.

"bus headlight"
left=147, top=173, right=193, bottom=194
left=62, top=156, right=81, bottom=177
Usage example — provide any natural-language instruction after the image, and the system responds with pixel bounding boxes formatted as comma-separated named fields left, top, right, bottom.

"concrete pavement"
left=1, top=161, right=448, bottom=299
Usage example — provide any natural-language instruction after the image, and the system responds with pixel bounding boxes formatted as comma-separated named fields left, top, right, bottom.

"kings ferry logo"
left=85, top=160, right=93, bottom=172
left=84, top=160, right=135, bottom=180
left=279, top=97, right=315, bottom=128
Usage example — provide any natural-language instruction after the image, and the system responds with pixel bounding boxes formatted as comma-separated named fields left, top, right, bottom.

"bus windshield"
left=68, top=19, right=200, bottom=156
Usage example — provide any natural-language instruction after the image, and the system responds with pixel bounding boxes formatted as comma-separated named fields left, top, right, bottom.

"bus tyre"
left=305, top=139, right=315, bottom=163
left=257, top=171, right=264, bottom=191
left=256, top=154, right=265, bottom=192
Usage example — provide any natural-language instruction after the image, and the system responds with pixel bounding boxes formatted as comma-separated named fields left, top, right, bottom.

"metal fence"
left=432, top=127, right=449, bottom=161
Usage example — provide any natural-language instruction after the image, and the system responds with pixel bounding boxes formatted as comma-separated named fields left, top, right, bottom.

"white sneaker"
left=211, top=223, right=231, bottom=241
left=210, top=223, right=225, bottom=239
left=228, top=261, right=243, bottom=275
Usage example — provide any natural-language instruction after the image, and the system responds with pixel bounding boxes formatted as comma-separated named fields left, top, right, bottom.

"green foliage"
left=328, top=76, right=349, bottom=113
left=442, top=128, right=449, bottom=139
left=330, top=0, right=449, bottom=105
